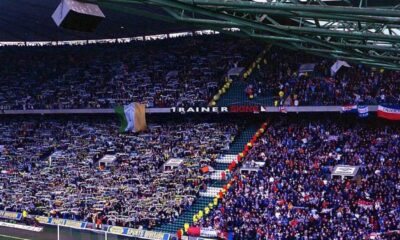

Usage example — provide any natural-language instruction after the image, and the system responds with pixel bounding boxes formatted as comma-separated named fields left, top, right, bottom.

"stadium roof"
left=120, top=0, right=400, bottom=70
left=0, top=0, right=194, bottom=41
left=1, top=0, right=398, bottom=42
left=2, top=0, right=400, bottom=70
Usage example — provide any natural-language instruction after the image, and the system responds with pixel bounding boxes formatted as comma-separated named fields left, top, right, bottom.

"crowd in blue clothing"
left=198, top=117, right=400, bottom=239
left=2, top=37, right=398, bottom=110
left=247, top=48, right=400, bottom=106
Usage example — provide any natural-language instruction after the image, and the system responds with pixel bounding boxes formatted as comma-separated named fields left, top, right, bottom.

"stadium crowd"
left=0, top=36, right=259, bottom=110
left=197, top=117, right=400, bottom=239
left=0, top=117, right=239, bottom=229
left=247, top=48, right=400, bottom=106
left=2, top=37, right=399, bottom=110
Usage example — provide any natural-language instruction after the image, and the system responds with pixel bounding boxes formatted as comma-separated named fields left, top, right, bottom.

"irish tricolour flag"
left=115, top=103, right=147, bottom=133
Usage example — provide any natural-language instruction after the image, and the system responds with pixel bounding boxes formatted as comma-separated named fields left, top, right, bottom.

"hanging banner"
left=0, top=211, right=22, bottom=220
left=377, top=105, right=400, bottom=120
left=299, top=63, right=316, bottom=73
left=107, top=226, right=169, bottom=240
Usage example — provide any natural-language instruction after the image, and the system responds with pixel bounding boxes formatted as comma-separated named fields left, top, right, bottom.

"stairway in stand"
left=155, top=124, right=259, bottom=233
left=217, top=79, right=274, bottom=107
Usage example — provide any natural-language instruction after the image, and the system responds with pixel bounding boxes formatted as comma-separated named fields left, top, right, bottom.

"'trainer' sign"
left=170, top=106, right=264, bottom=113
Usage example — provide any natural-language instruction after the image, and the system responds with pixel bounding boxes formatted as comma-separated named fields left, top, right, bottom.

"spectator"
left=0, top=36, right=261, bottom=110
left=198, top=116, right=400, bottom=239
left=0, top=116, right=239, bottom=229
left=248, top=48, right=400, bottom=106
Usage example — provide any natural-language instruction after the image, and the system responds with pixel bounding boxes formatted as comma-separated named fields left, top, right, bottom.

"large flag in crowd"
left=330, top=60, right=351, bottom=76
left=115, top=103, right=147, bottom=133
left=377, top=105, right=400, bottom=120
left=357, top=105, right=369, bottom=118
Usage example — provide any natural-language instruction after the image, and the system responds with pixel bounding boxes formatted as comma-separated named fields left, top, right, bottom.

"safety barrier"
left=0, top=211, right=212, bottom=240
left=0, top=105, right=380, bottom=115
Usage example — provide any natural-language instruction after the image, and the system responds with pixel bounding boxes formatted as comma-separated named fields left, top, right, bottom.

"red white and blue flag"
left=341, top=105, right=357, bottom=113
left=377, top=105, right=400, bottom=120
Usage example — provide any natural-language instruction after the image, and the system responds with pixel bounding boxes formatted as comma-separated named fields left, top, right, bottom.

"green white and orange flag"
left=115, top=103, right=147, bottom=133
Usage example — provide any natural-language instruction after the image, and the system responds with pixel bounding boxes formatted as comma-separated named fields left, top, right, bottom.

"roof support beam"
left=102, top=0, right=400, bottom=70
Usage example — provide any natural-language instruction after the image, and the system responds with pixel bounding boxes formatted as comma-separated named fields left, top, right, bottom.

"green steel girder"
left=100, top=0, right=400, bottom=70
left=222, top=27, right=400, bottom=70
left=175, top=0, right=400, bottom=18
left=221, top=8, right=400, bottom=24
left=272, top=25, right=400, bottom=43
left=143, top=0, right=347, bottom=51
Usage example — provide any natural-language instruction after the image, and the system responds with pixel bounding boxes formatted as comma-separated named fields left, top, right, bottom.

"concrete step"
left=216, top=154, right=236, bottom=164
left=199, top=187, right=222, bottom=198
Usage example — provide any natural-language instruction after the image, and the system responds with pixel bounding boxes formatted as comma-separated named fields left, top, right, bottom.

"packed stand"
left=0, top=116, right=239, bottom=229
left=246, top=47, right=400, bottom=106
left=197, top=117, right=400, bottom=239
left=0, top=36, right=261, bottom=110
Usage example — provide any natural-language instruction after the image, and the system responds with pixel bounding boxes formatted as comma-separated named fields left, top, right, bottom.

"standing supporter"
left=199, top=117, right=400, bottom=239
left=0, top=116, right=239, bottom=229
